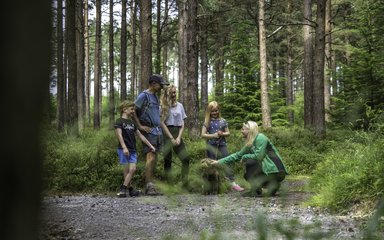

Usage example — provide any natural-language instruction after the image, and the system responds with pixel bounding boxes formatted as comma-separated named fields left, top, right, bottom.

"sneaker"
left=128, top=187, right=140, bottom=197
left=231, top=184, right=245, bottom=192
left=145, top=182, right=162, bottom=196
left=117, top=185, right=127, bottom=198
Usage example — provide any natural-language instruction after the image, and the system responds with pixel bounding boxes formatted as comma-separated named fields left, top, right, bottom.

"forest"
left=40, top=0, right=384, bottom=237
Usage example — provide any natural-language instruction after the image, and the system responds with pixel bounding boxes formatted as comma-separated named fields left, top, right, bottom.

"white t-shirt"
left=165, top=102, right=187, bottom=126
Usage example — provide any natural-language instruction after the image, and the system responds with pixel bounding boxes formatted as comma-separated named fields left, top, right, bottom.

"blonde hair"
left=160, top=84, right=177, bottom=122
left=204, top=101, right=221, bottom=128
left=244, top=121, right=259, bottom=146
left=119, top=100, right=134, bottom=115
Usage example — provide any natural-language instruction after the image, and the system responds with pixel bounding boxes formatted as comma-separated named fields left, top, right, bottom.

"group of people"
left=114, top=74, right=288, bottom=198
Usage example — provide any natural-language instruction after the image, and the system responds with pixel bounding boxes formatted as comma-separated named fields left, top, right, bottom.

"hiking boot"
left=231, top=184, right=245, bottom=192
left=128, top=187, right=140, bottom=197
left=117, top=185, right=127, bottom=198
left=145, top=182, right=162, bottom=196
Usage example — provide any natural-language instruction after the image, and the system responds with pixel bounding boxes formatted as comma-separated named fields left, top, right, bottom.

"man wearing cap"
left=133, top=74, right=169, bottom=195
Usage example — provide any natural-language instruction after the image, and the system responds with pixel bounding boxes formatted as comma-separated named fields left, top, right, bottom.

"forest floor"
left=39, top=178, right=378, bottom=240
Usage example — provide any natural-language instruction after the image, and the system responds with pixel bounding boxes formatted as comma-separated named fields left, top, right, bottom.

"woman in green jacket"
left=215, top=121, right=288, bottom=197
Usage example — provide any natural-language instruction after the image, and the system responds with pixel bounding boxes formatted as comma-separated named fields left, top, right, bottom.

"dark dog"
left=200, top=158, right=220, bottom=195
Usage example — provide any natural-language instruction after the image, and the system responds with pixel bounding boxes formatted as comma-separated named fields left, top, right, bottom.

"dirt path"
left=39, top=180, right=369, bottom=240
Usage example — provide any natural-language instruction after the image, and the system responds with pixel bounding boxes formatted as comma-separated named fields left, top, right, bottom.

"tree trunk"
left=186, top=0, right=199, bottom=137
left=57, top=0, right=65, bottom=132
left=139, top=0, right=152, bottom=91
left=313, top=0, right=326, bottom=137
left=130, top=0, right=138, bottom=98
left=286, top=0, right=294, bottom=125
left=259, top=0, right=272, bottom=128
left=177, top=0, right=199, bottom=137
left=213, top=17, right=224, bottom=99
left=200, top=15, right=209, bottom=110
left=121, top=0, right=127, bottom=100
left=324, top=0, right=332, bottom=122
left=303, top=0, right=314, bottom=129
left=93, top=0, right=102, bottom=129
left=76, top=0, right=85, bottom=133
left=155, top=0, right=162, bottom=74
left=66, top=0, right=79, bottom=135
left=162, top=0, right=169, bottom=79
left=109, top=0, right=115, bottom=130
left=178, top=0, right=187, bottom=101
left=84, top=0, right=91, bottom=125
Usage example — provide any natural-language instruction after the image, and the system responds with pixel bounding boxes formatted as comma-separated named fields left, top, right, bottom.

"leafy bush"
left=309, top=131, right=384, bottom=211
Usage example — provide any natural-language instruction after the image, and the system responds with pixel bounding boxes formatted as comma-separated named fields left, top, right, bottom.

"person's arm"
left=175, top=121, right=184, bottom=145
left=217, top=146, right=249, bottom=165
left=201, top=125, right=219, bottom=139
left=115, top=128, right=129, bottom=155
left=160, top=121, right=177, bottom=145
left=218, top=126, right=230, bottom=137
left=132, top=98, right=151, bottom=133
left=136, top=129, right=156, bottom=152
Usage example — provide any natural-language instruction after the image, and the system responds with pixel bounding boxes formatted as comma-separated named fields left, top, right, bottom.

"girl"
left=160, top=84, right=190, bottom=188
left=215, top=121, right=288, bottom=197
left=201, top=101, right=244, bottom=192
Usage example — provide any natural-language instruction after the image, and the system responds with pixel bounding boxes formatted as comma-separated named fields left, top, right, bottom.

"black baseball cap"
left=148, top=74, right=169, bottom=86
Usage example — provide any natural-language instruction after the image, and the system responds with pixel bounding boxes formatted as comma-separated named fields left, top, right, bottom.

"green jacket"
left=218, top=133, right=287, bottom=175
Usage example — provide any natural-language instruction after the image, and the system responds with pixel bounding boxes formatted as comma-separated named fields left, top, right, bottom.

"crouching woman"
left=213, top=121, right=288, bottom=197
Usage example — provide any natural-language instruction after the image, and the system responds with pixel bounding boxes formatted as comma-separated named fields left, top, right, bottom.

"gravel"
left=39, top=189, right=368, bottom=240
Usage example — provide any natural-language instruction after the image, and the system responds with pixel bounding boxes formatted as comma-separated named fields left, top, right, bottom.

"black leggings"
left=163, top=126, right=190, bottom=185
left=244, top=159, right=285, bottom=195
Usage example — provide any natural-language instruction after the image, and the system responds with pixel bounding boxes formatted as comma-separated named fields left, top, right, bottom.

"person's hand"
left=241, top=154, right=252, bottom=161
left=175, top=137, right=181, bottom=145
left=217, top=130, right=223, bottom=136
left=123, top=147, right=130, bottom=156
left=149, top=145, right=156, bottom=152
left=141, top=126, right=151, bottom=133
left=211, top=160, right=219, bottom=165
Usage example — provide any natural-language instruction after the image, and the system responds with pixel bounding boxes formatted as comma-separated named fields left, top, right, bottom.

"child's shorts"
left=117, top=149, right=137, bottom=164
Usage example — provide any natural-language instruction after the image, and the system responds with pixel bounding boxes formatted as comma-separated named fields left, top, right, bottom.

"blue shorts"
left=117, top=149, right=137, bottom=164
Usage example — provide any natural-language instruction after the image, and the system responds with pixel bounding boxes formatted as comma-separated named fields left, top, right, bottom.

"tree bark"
left=177, top=0, right=199, bottom=137
left=162, top=0, right=169, bottom=79
left=109, top=0, right=115, bottom=130
left=76, top=0, right=85, bottom=132
left=84, top=0, right=91, bottom=124
left=286, top=0, right=294, bottom=125
left=57, top=0, right=65, bottom=131
left=313, top=0, right=326, bottom=137
left=121, top=0, right=127, bottom=100
left=324, top=0, right=332, bottom=122
left=93, top=0, right=102, bottom=129
left=130, top=0, right=138, bottom=98
left=303, top=0, right=314, bottom=129
left=259, top=0, right=272, bottom=128
left=139, top=0, right=152, bottom=91
left=155, top=0, right=162, bottom=74
left=177, top=0, right=187, bottom=101
left=66, top=0, right=79, bottom=135
left=200, top=15, right=209, bottom=110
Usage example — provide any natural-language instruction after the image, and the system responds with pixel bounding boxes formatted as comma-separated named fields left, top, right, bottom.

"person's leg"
left=219, top=145, right=244, bottom=191
left=243, top=159, right=264, bottom=196
left=265, top=172, right=286, bottom=196
left=206, top=143, right=216, bottom=159
left=117, top=149, right=129, bottom=197
left=162, top=136, right=173, bottom=182
left=141, top=131, right=162, bottom=195
left=174, top=139, right=190, bottom=187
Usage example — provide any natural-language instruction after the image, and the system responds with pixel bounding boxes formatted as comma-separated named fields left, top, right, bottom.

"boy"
left=115, top=101, right=156, bottom=197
